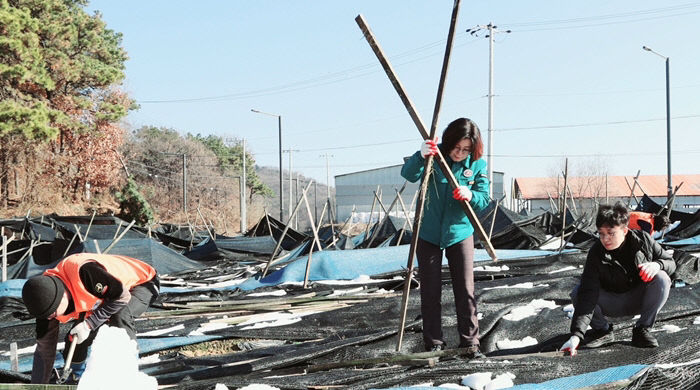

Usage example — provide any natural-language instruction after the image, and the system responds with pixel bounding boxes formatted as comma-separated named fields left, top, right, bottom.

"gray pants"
left=571, top=271, right=671, bottom=330
left=416, top=236, right=478, bottom=349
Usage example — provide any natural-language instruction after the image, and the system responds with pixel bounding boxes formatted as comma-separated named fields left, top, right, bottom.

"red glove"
left=638, top=262, right=661, bottom=282
left=420, top=137, right=438, bottom=158
left=453, top=186, right=473, bottom=202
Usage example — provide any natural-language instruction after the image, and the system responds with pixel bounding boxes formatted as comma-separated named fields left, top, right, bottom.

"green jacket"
left=401, top=149, right=490, bottom=249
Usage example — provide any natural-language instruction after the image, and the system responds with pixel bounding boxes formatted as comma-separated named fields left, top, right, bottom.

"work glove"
left=453, top=185, right=473, bottom=202
left=420, top=136, right=438, bottom=158
left=69, top=321, right=91, bottom=344
left=638, top=262, right=661, bottom=282
left=559, top=335, right=580, bottom=356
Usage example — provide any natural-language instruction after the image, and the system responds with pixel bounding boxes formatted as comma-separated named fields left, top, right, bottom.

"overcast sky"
left=88, top=1, right=700, bottom=191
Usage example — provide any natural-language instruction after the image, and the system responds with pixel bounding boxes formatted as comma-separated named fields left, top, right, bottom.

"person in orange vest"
left=628, top=211, right=670, bottom=236
left=22, top=253, right=159, bottom=384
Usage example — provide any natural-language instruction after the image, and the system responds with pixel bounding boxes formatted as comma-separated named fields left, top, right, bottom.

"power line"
left=498, top=113, right=700, bottom=132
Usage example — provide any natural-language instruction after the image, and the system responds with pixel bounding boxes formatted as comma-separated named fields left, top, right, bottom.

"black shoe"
left=632, top=326, right=658, bottom=348
left=583, top=323, right=615, bottom=348
left=460, top=344, right=484, bottom=359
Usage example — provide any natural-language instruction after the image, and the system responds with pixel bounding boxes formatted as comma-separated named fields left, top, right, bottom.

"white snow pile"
left=496, top=336, right=538, bottom=350
left=189, top=321, right=231, bottom=336
left=461, top=372, right=516, bottom=390
left=503, top=299, right=558, bottom=321
left=77, top=326, right=157, bottom=390
left=483, top=282, right=549, bottom=291
left=694, top=316, right=700, bottom=325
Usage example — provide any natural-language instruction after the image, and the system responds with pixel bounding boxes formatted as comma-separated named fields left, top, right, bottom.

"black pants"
left=63, top=277, right=160, bottom=363
left=416, top=236, right=478, bottom=349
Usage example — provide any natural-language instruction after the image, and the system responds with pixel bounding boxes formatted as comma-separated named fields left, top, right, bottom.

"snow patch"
left=189, top=322, right=231, bottom=336
left=693, top=316, right=700, bottom=325
left=485, top=373, right=516, bottom=389
left=247, top=289, right=287, bottom=297
left=461, top=372, right=492, bottom=389
left=237, top=384, right=281, bottom=390
left=503, top=299, right=558, bottom=321
left=483, top=282, right=549, bottom=291
left=77, top=326, right=157, bottom=390
left=138, top=324, right=185, bottom=337
left=496, top=336, right=538, bottom=350
left=474, top=265, right=510, bottom=272
left=661, top=324, right=683, bottom=333
left=548, top=266, right=577, bottom=274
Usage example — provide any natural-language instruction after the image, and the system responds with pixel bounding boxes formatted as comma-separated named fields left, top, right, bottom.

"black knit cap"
left=22, top=275, right=65, bottom=319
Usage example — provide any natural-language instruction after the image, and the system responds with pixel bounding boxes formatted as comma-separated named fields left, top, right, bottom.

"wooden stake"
left=302, top=187, right=323, bottom=288
left=73, top=224, right=83, bottom=243
left=197, top=206, right=215, bottom=240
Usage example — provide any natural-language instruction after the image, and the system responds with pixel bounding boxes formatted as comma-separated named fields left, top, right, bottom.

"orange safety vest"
left=628, top=211, right=655, bottom=234
left=44, top=253, right=156, bottom=323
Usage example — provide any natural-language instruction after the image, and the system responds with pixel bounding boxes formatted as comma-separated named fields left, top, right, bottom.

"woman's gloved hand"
left=452, top=186, right=473, bottom=202
left=69, top=321, right=91, bottom=344
left=420, top=136, right=439, bottom=158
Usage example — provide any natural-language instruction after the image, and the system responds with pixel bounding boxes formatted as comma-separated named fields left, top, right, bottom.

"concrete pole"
left=487, top=23, right=495, bottom=198
left=240, top=139, right=247, bottom=233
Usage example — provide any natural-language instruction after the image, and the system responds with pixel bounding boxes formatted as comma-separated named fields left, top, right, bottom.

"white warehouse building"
left=334, top=163, right=504, bottom=222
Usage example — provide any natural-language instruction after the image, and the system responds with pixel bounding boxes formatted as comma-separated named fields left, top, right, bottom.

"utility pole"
left=284, top=149, right=300, bottom=225
left=240, top=139, right=247, bottom=233
left=182, top=154, right=187, bottom=213
left=320, top=154, right=334, bottom=222
left=467, top=23, right=510, bottom=198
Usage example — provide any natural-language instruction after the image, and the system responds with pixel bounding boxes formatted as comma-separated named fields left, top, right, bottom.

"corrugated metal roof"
left=515, top=174, right=700, bottom=200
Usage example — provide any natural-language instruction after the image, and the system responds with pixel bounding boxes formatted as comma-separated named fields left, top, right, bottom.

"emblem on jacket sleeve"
left=94, top=283, right=107, bottom=295
left=463, top=169, right=473, bottom=177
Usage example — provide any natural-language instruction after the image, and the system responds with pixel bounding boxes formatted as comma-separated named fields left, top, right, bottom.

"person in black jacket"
left=559, top=203, right=675, bottom=355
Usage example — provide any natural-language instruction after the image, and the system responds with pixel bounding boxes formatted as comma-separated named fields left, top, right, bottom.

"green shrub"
left=115, top=178, right=154, bottom=225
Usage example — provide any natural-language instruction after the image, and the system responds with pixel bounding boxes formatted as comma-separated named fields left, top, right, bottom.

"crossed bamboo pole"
left=356, top=1, right=497, bottom=351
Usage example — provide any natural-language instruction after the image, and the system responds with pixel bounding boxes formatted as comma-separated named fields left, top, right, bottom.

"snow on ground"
left=461, top=372, right=492, bottom=389
left=237, top=311, right=322, bottom=330
left=483, top=282, right=549, bottom=291
left=247, top=290, right=287, bottom=297
left=77, top=326, right=157, bottom=390
left=659, top=324, right=684, bottom=333
left=496, top=336, right=538, bottom=350
left=139, top=354, right=160, bottom=364
left=548, top=266, right=577, bottom=274
left=189, top=322, right=232, bottom=335
left=474, top=265, right=510, bottom=272
left=137, top=324, right=185, bottom=337
left=503, top=299, right=558, bottom=321
left=562, top=304, right=574, bottom=318
left=693, top=316, right=700, bottom=325
left=237, top=384, right=281, bottom=390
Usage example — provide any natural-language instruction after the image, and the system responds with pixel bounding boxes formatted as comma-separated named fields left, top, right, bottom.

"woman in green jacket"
left=401, top=117, right=490, bottom=358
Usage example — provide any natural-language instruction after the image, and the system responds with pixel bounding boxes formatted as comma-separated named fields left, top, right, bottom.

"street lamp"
left=642, top=45, right=672, bottom=200
left=251, top=109, right=284, bottom=221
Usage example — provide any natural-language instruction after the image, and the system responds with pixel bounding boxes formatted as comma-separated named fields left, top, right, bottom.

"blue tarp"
left=238, top=245, right=574, bottom=291
left=662, top=234, right=700, bottom=246
left=373, top=364, right=648, bottom=390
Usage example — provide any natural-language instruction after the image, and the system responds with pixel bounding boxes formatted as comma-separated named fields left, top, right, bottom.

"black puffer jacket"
left=570, top=229, right=675, bottom=339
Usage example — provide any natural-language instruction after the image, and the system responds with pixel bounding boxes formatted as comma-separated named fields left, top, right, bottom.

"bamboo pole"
left=73, top=224, right=83, bottom=243
left=302, top=187, right=323, bottom=288
left=559, top=159, right=568, bottom=252
left=103, top=220, right=135, bottom=254
left=83, top=210, right=97, bottom=241
left=262, top=182, right=314, bottom=277
left=358, top=2, right=477, bottom=351
left=197, top=206, right=215, bottom=240
left=364, top=185, right=380, bottom=239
